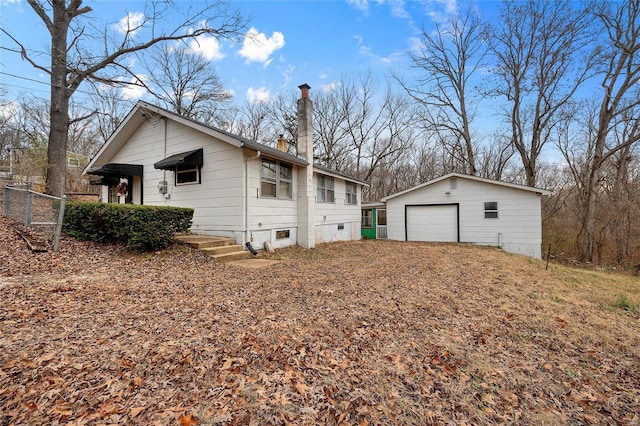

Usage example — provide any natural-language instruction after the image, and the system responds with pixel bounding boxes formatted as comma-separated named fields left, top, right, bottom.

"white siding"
left=108, top=119, right=245, bottom=239
left=248, top=153, right=300, bottom=249
left=386, top=177, right=543, bottom=258
left=314, top=176, right=362, bottom=243
left=99, top=116, right=364, bottom=250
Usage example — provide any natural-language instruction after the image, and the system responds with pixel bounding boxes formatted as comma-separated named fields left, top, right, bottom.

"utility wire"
left=0, top=71, right=136, bottom=103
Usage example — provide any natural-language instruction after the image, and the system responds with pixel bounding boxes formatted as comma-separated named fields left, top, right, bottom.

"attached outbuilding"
left=380, top=173, right=551, bottom=258
left=360, top=202, right=387, bottom=240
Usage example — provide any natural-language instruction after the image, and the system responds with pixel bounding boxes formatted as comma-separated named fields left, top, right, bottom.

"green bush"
left=64, top=202, right=193, bottom=252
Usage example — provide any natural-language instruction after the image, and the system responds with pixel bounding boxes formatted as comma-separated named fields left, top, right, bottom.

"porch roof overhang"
left=86, top=163, right=143, bottom=177
left=88, top=176, right=121, bottom=186
left=153, top=148, right=203, bottom=170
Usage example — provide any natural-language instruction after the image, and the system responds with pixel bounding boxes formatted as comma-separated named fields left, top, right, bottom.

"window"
left=362, top=209, right=373, bottom=228
left=338, top=223, right=344, bottom=230
left=67, top=157, right=80, bottom=167
left=345, top=182, right=357, bottom=205
left=261, top=159, right=292, bottom=199
left=484, top=201, right=498, bottom=219
left=317, top=174, right=335, bottom=203
left=377, top=209, right=387, bottom=226
left=276, top=229, right=290, bottom=239
left=176, top=165, right=200, bottom=185
left=450, top=177, right=457, bottom=190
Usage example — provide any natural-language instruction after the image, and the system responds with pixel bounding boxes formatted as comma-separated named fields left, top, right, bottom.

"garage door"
left=406, top=205, right=458, bottom=242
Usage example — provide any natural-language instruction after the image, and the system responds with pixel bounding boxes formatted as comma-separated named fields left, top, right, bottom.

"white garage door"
left=406, top=205, right=458, bottom=242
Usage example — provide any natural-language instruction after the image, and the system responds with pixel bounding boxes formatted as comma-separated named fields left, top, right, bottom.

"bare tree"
left=475, top=133, right=515, bottom=181
left=140, top=43, right=233, bottom=125
left=610, top=143, right=635, bottom=265
left=226, top=101, right=275, bottom=143
left=311, top=88, right=351, bottom=171
left=579, top=0, right=640, bottom=262
left=1, top=0, right=246, bottom=196
left=487, top=0, right=598, bottom=187
left=397, top=7, right=487, bottom=175
left=335, top=73, right=416, bottom=181
left=89, top=85, right=134, bottom=141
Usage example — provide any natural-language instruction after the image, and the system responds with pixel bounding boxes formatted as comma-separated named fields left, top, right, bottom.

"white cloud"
left=189, top=35, right=225, bottom=61
left=1, top=0, right=21, bottom=6
left=246, top=86, right=271, bottom=103
left=281, top=64, right=296, bottom=86
left=116, top=12, right=145, bottom=36
left=389, top=0, right=410, bottom=19
left=121, top=75, right=147, bottom=100
left=358, top=43, right=405, bottom=65
left=347, top=0, right=408, bottom=18
left=323, top=81, right=341, bottom=92
left=424, top=0, right=460, bottom=23
left=346, top=0, right=370, bottom=12
left=238, top=27, right=285, bottom=65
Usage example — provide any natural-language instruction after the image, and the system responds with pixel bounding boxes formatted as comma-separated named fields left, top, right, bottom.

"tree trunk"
left=613, top=145, right=632, bottom=265
left=45, top=0, right=71, bottom=197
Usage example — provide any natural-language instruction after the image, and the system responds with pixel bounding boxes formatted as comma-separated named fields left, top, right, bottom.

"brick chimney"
left=277, top=134, right=287, bottom=152
left=296, top=83, right=315, bottom=249
left=296, top=83, right=313, bottom=162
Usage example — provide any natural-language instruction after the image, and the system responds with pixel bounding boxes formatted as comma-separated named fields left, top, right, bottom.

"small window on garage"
left=276, top=229, right=290, bottom=239
left=450, top=177, right=457, bottom=190
left=338, top=223, right=344, bottom=230
left=484, top=201, right=498, bottom=219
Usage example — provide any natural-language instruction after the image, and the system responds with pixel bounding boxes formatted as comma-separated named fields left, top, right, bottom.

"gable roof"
left=381, top=172, right=551, bottom=202
left=84, top=101, right=308, bottom=173
left=85, top=101, right=368, bottom=186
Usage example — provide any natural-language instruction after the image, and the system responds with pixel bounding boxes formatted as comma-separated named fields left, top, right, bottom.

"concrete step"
left=175, top=234, right=235, bottom=249
left=201, top=244, right=244, bottom=256
left=209, top=250, right=252, bottom=262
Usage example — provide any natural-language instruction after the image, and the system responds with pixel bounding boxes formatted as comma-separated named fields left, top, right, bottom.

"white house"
left=84, top=84, right=367, bottom=251
left=380, top=173, right=551, bottom=258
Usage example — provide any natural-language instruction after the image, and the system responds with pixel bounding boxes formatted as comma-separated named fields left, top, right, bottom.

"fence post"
left=24, top=186, right=33, bottom=226
left=2, top=185, right=9, bottom=217
left=53, top=195, right=67, bottom=252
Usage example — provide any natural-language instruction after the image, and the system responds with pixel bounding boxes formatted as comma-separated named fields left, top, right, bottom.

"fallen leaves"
left=1, top=216, right=639, bottom=424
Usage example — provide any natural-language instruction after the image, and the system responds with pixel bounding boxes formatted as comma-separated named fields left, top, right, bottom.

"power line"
left=0, top=71, right=131, bottom=103
left=0, top=71, right=96, bottom=98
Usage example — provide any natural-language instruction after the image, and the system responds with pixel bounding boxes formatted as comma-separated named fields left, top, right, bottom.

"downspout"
left=245, top=150, right=261, bottom=246
left=162, top=117, right=168, bottom=202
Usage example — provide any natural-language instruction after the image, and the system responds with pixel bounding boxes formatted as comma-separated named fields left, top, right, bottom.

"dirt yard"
left=1, top=216, right=639, bottom=425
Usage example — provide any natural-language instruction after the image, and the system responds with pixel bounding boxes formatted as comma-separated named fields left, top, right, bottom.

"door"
left=406, top=204, right=458, bottom=242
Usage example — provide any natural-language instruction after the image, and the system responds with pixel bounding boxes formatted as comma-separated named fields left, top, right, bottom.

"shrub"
left=64, top=202, right=193, bottom=252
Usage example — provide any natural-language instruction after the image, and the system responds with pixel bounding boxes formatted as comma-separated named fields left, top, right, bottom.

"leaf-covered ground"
left=1, top=216, right=639, bottom=425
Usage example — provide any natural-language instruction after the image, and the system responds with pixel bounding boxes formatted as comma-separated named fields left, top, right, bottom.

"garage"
left=405, top=204, right=458, bottom=242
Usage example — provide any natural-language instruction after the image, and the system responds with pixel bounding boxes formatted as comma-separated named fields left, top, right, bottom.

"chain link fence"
left=2, top=183, right=67, bottom=251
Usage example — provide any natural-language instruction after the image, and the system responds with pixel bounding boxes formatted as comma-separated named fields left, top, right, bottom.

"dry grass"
left=1, top=218, right=639, bottom=425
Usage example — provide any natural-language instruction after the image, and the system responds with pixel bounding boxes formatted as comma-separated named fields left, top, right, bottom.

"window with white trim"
left=345, top=182, right=357, bottom=205
left=176, top=165, right=200, bottom=185
left=317, top=174, right=335, bottom=203
left=261, top=159, right=292, bottom=199
left=484, top=201, right=498, bottom=219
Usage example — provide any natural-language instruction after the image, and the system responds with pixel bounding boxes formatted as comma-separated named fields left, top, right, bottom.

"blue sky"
left=0, top=0, right=498, bottom=106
